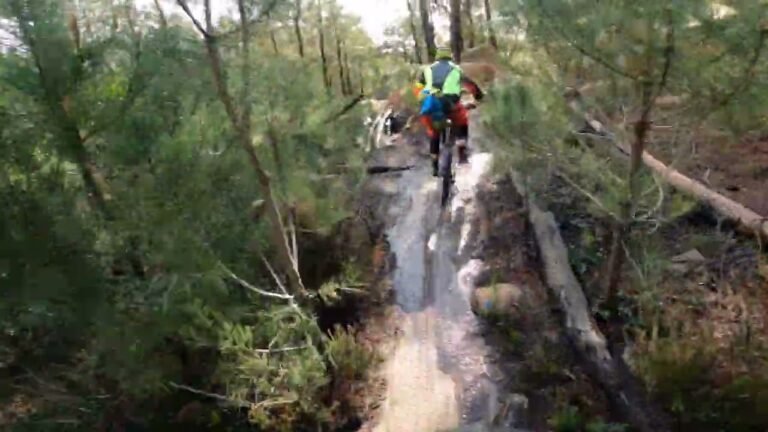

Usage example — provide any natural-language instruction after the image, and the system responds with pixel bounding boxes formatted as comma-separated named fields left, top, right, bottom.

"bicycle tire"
left=441, top=165, right=452, bottom=207
left=439, top=126, right=453, bottom=208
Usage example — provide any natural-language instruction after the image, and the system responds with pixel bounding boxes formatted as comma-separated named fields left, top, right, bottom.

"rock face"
left=470, top=283, right=524, bottom=317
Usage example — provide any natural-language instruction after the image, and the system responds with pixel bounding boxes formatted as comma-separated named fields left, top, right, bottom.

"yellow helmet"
left=435, top=46, right=452, bottom=60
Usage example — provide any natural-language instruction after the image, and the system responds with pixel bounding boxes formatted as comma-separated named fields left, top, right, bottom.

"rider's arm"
left=417, top=70, right=426, bottom=86
left=461, top=75, right=484, bottom=101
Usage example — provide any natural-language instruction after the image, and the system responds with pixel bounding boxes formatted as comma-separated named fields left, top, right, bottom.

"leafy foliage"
left=0, top=0, right=383, bottom=429
left=488, top=0, right=768, bottom=428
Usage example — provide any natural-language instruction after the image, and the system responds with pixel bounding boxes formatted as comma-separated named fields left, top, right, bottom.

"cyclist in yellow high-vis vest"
left=415, top=47, right=484, bottom=176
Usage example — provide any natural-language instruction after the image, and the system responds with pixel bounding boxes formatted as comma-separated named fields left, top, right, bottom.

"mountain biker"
left=413, top=46, right=484, bottom=176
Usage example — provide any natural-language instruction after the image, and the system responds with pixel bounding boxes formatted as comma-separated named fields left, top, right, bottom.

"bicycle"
left=435, top=118, right=455, bottom=208
left=435, top=101, right=476, bottom=208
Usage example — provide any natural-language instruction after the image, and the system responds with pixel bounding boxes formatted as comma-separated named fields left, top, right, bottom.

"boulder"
left=470, top=283, right=524, bottom=316
left=668, top=249, right=707, bottom=275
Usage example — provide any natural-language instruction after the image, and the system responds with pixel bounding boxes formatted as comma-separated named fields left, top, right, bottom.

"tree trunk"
left=483, top=0, right=497, bottom=49
left=406, top=0, right=423, bottom=63
left=463, top=0, right=475, bottom=48
left=293, top=0, right=304, bottom=57
left=449, top=0, right=463, bottom=62
left=17, top=1, right=149, bottom=280
left=510, top=171, right=671, bottom=432
left=604, top=80, right=652, bottom=308
left=110, top=0, right=119, bottom=33
left=419, top=0, right=436, bottom=61
left=153, top=0, right=167, bottom=28
left=317, top=1, right=330, bottom=90
left=266, top=125, right=284, bottom=185
left=613, top=141, right=768, bottom=242
left=334, top=22, right=347, bottom=95
left=189, top=0, right=306, bottom=296
left=343, top=49, right=353, bottom=94
left=269, top=28, right=279, bottom=54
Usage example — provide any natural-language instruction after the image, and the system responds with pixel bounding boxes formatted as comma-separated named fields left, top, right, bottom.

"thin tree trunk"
left=179, top=0, right=306, bottom=296
left=110, top=0, right=119, bottom=33
left=449, top=0, right=463, bottom=62
left=334, top=22, right=347, bottom=95
left=265, top=10, right=279, bottom=55
left=483, top=0, right=497, bottom=49
left=604, top=79, right=652, bottom=309
left=605, top=13, right=674, bottom=304
left=343, top=49, right=353, bottom=94
left=270, top=28, right=279, bottom=54
left=18, top=3, right=112, bottom=217
left=463, top=0, right=475, bottom=49
left=406, top=0, right=423, bottom=63
left=419, top=0, right=436, bottom=61
left=293, top=0, right=304, bottom=57
left=266, top=125, right=284, bottom=184
left=317, top=1, right=330, bottom=90
left=153, top=0, right=167, bottom=28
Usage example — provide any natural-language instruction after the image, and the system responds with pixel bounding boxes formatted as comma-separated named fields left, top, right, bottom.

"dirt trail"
left=371, top=131, right=504, bottom=432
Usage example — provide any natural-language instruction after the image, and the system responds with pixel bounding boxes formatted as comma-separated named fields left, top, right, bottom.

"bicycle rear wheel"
left=439, top=127, right=453, bottom=208
left=441, top=166, right=452, bottom=207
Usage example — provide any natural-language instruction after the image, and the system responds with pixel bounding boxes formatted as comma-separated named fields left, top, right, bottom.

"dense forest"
left=2, top=0, right=768, bottom=431
left=1, top=0, right=388, bottom=430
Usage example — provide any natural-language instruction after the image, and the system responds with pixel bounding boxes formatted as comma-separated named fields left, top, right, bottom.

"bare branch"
left=253, top=344, right=309, bottom=354
left=175, top=0, right=209, bottom=38
left=325, top=93, right=365, bottom=123
left=169, top=382, right=250, bottom=407
left=643, top=9, right=675, bottom=120
left=712, top=28, right=767, bottom=110
left=219, top=263, right=293, bottom=300
left=260, top=254, right=288, bottom=294
left=287, top=208, right=299, bottom=265
left=536, top=0, right=637, bottom=80
left=555, top=170, right=620, bottom=220
left=259, top=253, right=306, bottom=318
left=153, top=0, right=168, bottom=28
left=218, top=0, right=282, bottom=40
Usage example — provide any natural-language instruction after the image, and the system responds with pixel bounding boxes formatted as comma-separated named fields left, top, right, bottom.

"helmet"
left=435, top=46, right=452, bottom=60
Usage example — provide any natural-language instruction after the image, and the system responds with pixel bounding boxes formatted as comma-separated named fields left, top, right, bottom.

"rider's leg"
left=451, top=103, right=470, bottom=164
left=421, top=115, right=440, bottom=176
left=430, top=134, right=440, bottom=177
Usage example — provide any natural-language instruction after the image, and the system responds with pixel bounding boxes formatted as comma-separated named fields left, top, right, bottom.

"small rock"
left=669, top=249, right=707, bottom=275
left=671, top=249, right=706, bottom=263
left=470, top=283, right=524, bottom=317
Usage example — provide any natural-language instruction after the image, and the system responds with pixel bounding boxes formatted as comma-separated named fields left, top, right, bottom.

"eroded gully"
left=372, top=135, right=502, bottom=432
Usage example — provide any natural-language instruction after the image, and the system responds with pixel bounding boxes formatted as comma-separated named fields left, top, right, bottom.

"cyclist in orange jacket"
left=413, top=47, right=484, bottom=176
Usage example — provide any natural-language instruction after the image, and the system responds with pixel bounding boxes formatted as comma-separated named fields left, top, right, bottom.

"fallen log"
left=510, top=171, right=671, bottom=432
left=567, top=100, right=768, bottom=242
left=611, top=140, right=768, bottom=242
